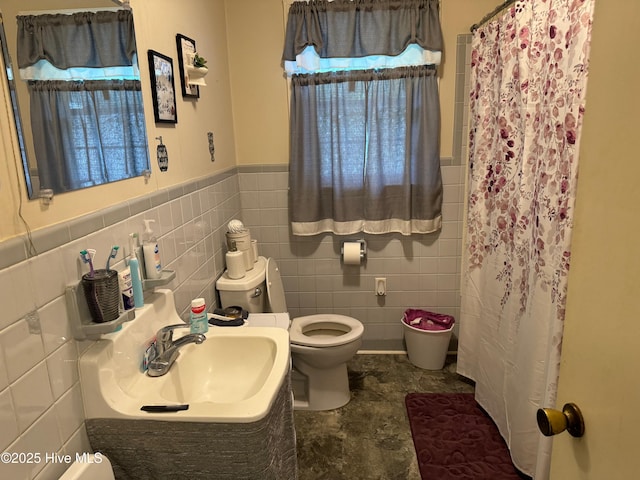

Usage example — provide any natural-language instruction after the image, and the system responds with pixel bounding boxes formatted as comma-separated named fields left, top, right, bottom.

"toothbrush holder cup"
left=81, top=269, right=120, bottom=323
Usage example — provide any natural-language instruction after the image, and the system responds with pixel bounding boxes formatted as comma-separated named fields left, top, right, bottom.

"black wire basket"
left=81, top=269, right=120, bottom=323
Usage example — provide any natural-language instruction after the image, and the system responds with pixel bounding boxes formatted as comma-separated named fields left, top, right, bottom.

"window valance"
left=17, top=10, right=136, bottom=69
left=282, top=0, right=443, bottom=62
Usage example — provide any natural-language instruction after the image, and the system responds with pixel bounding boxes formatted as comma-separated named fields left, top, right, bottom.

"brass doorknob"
left=536, top=403, right=585, bottom=437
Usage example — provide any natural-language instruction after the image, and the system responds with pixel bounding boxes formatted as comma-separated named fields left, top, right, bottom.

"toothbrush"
left=80, top=249, right=96, bottom=278
left=87, top=249, right=96, bottom=276
left=106, top=245, right=119, bottom=270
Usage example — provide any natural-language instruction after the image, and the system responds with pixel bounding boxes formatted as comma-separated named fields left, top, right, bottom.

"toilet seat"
left=266, top=258, right=364, bottom=348
left=290, top=314, right=364, bottom=347
left=266, top=257, right=288, bottom=313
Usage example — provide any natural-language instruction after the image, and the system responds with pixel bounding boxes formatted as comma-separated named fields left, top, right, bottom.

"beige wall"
left=438, top=0, right=496, bottom=158
left=0, top=0, right=496, bottom=237
left=133, top=0, right=237, bottom=188
left=225, top=0, right=290, bottom=167
left=225, top=0, right=498, bottom=167
left=0, top=0, right=237, bottom=240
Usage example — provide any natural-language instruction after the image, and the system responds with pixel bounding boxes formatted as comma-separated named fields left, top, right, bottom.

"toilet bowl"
left=216, top=256, right=364, bottom=411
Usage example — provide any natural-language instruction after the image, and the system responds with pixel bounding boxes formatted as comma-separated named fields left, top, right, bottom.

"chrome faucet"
left=147, top=324, right=206, bottom=377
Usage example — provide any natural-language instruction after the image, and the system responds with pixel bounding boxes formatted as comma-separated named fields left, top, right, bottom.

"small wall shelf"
left=143, top=269, right=176, bottom=291
left=65, top=283, right=135, bottom=341
left=186, top=65, right=208, bottom=86
left=66, top=269, right=175, bottom=341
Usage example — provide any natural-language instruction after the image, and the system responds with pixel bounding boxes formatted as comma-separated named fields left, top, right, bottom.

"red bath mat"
left=405, top=393, right=526, bottom=480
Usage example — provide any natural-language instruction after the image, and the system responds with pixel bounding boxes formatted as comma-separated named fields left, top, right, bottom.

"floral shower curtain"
left=457, top=0, right=594, bottom=477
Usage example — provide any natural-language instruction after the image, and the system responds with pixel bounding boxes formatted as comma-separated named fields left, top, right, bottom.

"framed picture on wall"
left=176, top=34, right=199, bottom=98
left=147, top=49, right=178, bottom=123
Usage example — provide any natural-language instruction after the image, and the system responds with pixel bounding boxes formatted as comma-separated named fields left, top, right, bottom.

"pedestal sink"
left=79, top=289, right=297, bottom=479
left=79, top=289, right=290, bottom=422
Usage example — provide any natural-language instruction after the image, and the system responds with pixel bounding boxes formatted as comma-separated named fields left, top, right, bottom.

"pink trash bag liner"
left=403, top=309, right=455, bottom=331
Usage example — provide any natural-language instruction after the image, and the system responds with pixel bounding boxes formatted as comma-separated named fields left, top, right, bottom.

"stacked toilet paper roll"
left=226, top=220, right=253, bottom=271
left=225, top=250, right=245, bottom=279
left=225, top=219, right=259, bottom=277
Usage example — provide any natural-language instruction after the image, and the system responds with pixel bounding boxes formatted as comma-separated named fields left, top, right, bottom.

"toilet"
left=216, top=256, right=364, bottom=411
left=59, top=454, right=114, bottom=480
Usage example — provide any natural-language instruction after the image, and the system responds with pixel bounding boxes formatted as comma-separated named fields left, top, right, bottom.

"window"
left=283, top=0, right=444, bottom=236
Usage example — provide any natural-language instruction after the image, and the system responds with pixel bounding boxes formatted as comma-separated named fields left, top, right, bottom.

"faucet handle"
left=156, top=323, right=190, bottom=351
left=159, top=323, right=190, bottom=332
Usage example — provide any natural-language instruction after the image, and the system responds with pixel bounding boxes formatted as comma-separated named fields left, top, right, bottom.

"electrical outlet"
left=375, top=277, right=386, bottom=296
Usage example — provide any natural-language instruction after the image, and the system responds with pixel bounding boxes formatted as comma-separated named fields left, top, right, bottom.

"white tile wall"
left=0, top=387, right=19, bottom=451
left=12, top=362, right=54, bottom=433
left=239, top=163, right=465, bottom=351
left=0, top=172, right=242, bottom=479
left=0, top=158, right=468, bottom=475
left=0, top=318, right=45, bottom=383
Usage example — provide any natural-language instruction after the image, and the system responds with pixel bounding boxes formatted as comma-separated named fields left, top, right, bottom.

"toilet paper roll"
left=251, top=239, right=259, bottom=263
left=343, top=242, right=362, bottom=265
left=226, top=251, right=245, bottom=279
left=242, top=249, right=254, bottom=271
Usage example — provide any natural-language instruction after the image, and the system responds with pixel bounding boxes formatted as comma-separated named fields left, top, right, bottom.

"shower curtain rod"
left=470, top=0, right=516, bottom=32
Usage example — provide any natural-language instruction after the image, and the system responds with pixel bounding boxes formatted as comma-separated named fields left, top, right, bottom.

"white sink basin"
left=160, top=334, right=279, bottom=404
left=79, top=289, right=290, bottom=423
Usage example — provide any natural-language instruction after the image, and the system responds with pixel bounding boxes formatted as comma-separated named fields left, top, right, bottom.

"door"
left=549, top=2, right=640, bottom=478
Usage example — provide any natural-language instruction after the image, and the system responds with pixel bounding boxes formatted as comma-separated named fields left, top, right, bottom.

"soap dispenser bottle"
left=142, top=219, right=162, bottom=280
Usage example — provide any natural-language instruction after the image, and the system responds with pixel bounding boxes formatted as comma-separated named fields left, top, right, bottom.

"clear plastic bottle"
left=142, top=219, right=162, bottom=280
left=190, top=298, right=209, bottom=334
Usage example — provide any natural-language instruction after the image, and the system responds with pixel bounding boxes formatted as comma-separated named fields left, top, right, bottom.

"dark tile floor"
left=294, top=354, right=475, bottom=480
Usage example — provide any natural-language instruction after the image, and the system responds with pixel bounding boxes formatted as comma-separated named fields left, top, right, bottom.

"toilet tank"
left=216, top=256, right=267, bottom=313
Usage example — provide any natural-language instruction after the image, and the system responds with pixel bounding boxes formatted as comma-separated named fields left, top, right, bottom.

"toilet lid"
left=266, top=257, right=288, bottom=313
left=289, top=314, right=364, bottom=347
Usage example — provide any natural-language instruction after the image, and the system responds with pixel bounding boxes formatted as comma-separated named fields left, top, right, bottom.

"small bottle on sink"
left=190, top=298, right=209, bottom=334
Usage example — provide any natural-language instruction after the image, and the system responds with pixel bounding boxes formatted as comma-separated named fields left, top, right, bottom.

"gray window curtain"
left=289, top=66, right=442, bottom=235
left=29, top=80, right=148, bottom=193
left=284, top=0, right=443, bottom=236
left=16, top=10, right=147, bottom=194
left=282, top=0, right=443, bottom=61
left=16, top=10, right=136, bottom=69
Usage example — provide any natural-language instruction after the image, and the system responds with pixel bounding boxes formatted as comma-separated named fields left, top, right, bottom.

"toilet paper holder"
left=341, top=239, right=367, bottom=264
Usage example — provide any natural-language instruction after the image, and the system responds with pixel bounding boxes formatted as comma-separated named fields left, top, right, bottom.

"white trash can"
left=402, top=310, right=454, bottom=370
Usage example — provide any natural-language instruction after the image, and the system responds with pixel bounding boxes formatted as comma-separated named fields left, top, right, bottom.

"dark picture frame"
left=176, top=34, right=199, bottom=98
left=147, top=49, right=178, bottom=123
